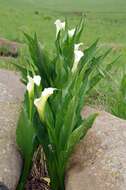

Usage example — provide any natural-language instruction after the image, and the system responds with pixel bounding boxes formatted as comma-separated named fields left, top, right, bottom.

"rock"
left=0, top=38, right=20, bottom=58
left=66, top=107, right=126, bottom=190
left=0, top=69, right=25, bottom=190
left=0, top=182, right=9, bottom=190
left=0, top=69, right=25, bottom=103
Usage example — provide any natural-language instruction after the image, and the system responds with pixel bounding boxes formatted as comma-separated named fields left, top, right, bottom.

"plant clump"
left=15, top=17, right=115, bottom=190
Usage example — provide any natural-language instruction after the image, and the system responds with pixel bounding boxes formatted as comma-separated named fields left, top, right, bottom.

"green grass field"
left=0, top=0, right=126, bottom=45
left=0, top=0, right=126, bottom=111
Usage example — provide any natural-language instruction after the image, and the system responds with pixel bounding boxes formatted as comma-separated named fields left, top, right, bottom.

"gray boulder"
left=0, top=69, right=25, bottom=190
left=66, top=107, right=126, bottom=190
left=0, top=182, right=9, bottom=190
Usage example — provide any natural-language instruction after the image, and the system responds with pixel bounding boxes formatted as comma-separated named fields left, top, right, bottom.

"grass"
left=0, top=0, right=126, bottom=45
left=0, top=0, right=126, bottom=113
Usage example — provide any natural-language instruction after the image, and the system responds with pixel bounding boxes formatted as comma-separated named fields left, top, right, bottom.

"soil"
left=25, top=146, right=50, bottom=190
left=26, top=176, right=50, bottom=190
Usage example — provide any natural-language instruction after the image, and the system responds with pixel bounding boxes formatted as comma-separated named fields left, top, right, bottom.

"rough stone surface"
left=0, top=69, right=24, bottom=103
left=0, top=69, right=25, bottom=190
left=66, top=107, right=126, bottom=190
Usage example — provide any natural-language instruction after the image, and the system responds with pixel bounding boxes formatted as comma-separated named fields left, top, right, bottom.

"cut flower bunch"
left=16, top=17, right=115, bottom=190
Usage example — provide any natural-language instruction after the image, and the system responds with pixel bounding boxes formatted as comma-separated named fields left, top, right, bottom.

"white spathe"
left=74, top=50, right=84, bottom=65
left=68, top=28, right=75, bottom=38
left=26, top=76, right=34, bottom=95
left=74, top=43, right=83, bottom=51
left=72, top=43, right=84, bottom=73
left=41, top=87, right=56, bottom=97
left=54, top=19, right=65, bottom=37
left=26, top=75, right=41, bottom=96
left=33, top=75, right=41, bottom=86
left=34, top=87, right=56, bottom=122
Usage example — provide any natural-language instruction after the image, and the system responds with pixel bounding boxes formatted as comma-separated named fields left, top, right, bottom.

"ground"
left=0, top=0, right=126, bottom=111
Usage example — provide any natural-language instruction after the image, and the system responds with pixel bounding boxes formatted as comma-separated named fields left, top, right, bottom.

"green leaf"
left=16, top=108, right=37, bottom=158
left=59, top=96, right=77, bottom=143
left=16, top=108, right=38, bottom=190
left=74, top=16, right=85, bottom=42
left=80, top=39, right=99, bottom=66
left=67, top=113, right=98, bottom=152
left=120, top=75, right=126, bottom=99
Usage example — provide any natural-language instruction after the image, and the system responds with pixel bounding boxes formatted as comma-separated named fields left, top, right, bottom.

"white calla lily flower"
left=27, top=76, right=34, bottom=96
left=33, top=75, right=41, bottom=86
left=74, top=50, right=84, bottom=64
left=68, top=28, right=75, bottom=38
left=34, top=88, right=56, bottom=121
left=27, top=75, right=41, bottom=97
left=72, top=44, right=84, bottom=73
left=41, top=87, right=56, bottom=97
left=74, top=43, right=83, bottom=51
left=54, top=19, right=65, bottom=37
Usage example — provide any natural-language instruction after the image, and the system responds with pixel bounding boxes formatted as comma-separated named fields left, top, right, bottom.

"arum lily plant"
left=16, top=17, right=115, bottom=190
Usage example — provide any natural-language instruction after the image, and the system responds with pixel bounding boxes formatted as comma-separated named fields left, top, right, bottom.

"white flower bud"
left=33, top=75, right=41, bottom=86
left=68, top=28, right=75, bottom=38
left=74, top=50, right=84, bottom=65
left=54, top=19, right=65, bottom=37
left=26, top=76, right=34, bottom=96
left=26, top=75, right=41, bottom=97
left=72, top=43, right=84, bottom=73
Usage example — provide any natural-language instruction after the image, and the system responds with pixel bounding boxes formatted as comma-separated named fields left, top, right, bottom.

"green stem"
left=29, top=97, right=33, bottom=121
left=49, top=155, right=65, bottom=190
left=16, top=158, right=32, bottom=190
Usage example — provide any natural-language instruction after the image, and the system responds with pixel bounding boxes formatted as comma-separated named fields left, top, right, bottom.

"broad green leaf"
left=67, top=113, right=98, bottom=152
left=16, top=108, right=38, bottom=190
left=80, top=39, right=99, bottom=67
left=16, top=108, right=37, bottom=158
